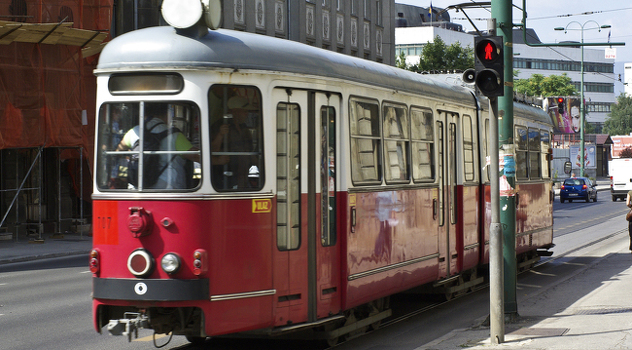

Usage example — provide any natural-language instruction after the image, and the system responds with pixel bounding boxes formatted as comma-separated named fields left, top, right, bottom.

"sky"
left=395, top=0, right=632, bottom=95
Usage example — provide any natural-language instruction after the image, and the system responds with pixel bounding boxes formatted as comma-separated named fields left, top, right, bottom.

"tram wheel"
left=185, top=336, right=207, bottom=345
left=369, top=297, right=389, bottom=330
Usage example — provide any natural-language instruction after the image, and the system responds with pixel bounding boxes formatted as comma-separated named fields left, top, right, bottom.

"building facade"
left=394, top=5, right=616, bottom=134
left=112, top=0, right=396, bottom=65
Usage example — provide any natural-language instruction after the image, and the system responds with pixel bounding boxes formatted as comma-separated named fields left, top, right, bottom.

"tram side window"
left=515, top=126, right=528, bottom=180
left=95, top=102, right=202, bottom=191
left=349, top=98, right=381, bottom=184
left=209, top=85, right=264, bottom=191
left=463, top=115, right=475, bottom=182
left=540, top=130, right=551, bottom=179
left=528, top=128, right=541, bottom=179
left=383, top=103, right=409, bottom=183
left=410, top=107, right=434, bottom=182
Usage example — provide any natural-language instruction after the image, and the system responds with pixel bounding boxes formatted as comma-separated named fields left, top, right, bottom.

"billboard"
left=570, top=145, right=596, bottom=170
left=544, top=96, right=581, bottom=134
left=611, top=136, right=632, bottom=158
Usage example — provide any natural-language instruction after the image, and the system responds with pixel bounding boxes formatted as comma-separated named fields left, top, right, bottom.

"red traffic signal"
left=476, top=39, right=501, bottom=63
left=557, top=97, right=565, bottom=111
left=474, top=36, right=504, bottom=97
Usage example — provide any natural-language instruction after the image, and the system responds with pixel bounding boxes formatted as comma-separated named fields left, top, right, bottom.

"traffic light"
left=557, top=97, right=565, bottom=112
left=474, top=36, right=504, bottom=97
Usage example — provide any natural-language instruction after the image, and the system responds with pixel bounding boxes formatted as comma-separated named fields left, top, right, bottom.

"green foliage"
left=412, top=36, right=474, bottom=72
left=604, top=93, right=632, bottom=136
left=396, top=51, right=408, bottom=70
left=514, top=73, right=577, bottom=97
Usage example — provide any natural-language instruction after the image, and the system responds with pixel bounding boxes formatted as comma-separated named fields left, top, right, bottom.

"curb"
left=0, top=250, right=90, bottom=265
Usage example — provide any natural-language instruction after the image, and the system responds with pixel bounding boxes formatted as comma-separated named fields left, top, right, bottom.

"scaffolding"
left=0, top=147, right=86, bottom=242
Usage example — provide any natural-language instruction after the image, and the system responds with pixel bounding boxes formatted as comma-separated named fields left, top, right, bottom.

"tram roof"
left=97, top=26, right=474, bottom=104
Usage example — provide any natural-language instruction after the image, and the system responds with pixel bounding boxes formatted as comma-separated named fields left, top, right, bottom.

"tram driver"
left=117, top=103, right=199, bottom=189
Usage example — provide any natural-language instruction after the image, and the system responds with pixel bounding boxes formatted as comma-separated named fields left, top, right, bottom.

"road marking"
left=133, top=333, right=170, bottom=342
left=80, top=271, right=92, bottom=274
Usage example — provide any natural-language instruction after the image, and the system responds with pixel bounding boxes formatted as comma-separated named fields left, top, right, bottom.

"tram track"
left=329, top=213, right=626, bottom=349
left=553, top=209, right=627, bottom=239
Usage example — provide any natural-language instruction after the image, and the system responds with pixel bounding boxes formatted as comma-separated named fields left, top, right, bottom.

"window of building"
left=9, top=0, right=27, bottom=22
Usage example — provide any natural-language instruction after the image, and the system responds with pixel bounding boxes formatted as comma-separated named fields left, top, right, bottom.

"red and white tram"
left=91, top=3, right=553, bottom=344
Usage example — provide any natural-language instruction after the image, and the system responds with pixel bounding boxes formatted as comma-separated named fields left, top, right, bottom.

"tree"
left=620, top=147, right=632, bottom=158
left=604, top=93, right=632, bottom=136
left=514, top=73, right=577, bottom=97
left=396, top=51, right=408, bottom=70
left=413, top=36, right=473, bottom=72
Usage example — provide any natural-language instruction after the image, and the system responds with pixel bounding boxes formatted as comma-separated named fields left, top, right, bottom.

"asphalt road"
left=0, top=200, right=626, bottom=350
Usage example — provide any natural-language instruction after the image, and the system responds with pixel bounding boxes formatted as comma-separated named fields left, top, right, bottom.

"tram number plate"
left=252, top=199, right=272, bottom=213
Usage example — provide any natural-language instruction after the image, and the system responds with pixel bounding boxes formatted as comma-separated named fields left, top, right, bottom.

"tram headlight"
left=161, top=0, right=202, bottom=29
left=161, top=253, right=181, bottom=275
left=161, top=0, right=222, bottom=30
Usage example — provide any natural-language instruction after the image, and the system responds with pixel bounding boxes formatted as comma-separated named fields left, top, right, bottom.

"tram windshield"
left=209, top=85, right=264, bottom=192
left=96, top=102, right=201, bottom=191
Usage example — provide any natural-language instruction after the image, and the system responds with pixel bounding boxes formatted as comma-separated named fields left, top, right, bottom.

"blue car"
left=560, top=177, right=597, bottom=203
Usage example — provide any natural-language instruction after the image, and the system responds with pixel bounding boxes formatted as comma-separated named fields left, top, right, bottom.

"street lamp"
left=555, top=21, right=611, bottom=178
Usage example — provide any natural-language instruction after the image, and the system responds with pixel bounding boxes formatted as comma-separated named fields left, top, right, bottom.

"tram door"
left=272, top=88, right=341, bottom=326
left=437, top=111, right=461, bottom=278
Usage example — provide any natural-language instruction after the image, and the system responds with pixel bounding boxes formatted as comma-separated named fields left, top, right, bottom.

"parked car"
left=560, top=177, right=597, bottom=203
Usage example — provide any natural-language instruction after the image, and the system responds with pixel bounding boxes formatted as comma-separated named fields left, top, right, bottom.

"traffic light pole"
left=491, top=0, right=518, bottom=320
left=488, top=96, right=504, bottom=344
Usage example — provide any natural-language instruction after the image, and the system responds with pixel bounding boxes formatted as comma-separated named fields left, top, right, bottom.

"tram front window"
left=96, top=102, right=202, bottom=191
left=209, top=85, right=264, bottom=191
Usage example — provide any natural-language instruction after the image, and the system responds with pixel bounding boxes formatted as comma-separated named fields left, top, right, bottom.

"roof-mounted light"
left=161, top=0, right=222, bottom=30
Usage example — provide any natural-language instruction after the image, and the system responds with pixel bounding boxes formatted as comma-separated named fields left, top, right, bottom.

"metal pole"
left=80, top=147, right=84, bottom=239
left=38, top=147, right=42, bottom=240
left=489, top=97, right=504, bottom=344
left=492, top=0, right=518, bottom=317
left=580, top=30, right=585, bottom=177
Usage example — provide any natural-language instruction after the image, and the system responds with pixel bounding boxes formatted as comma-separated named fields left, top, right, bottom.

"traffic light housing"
left=474, top=36, right=504, bottom=97
left=557, top=97, right=565, bottom=112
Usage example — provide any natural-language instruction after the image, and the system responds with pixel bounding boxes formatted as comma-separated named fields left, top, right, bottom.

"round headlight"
left=161, top=253, right=181, bottom=274
left=161, top=0, right=203, bottom=29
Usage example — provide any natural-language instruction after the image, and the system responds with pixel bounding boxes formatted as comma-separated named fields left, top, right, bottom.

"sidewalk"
left=0, top=232, right=92, bottom=264
left=418, top=228, right=632, bottom=349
